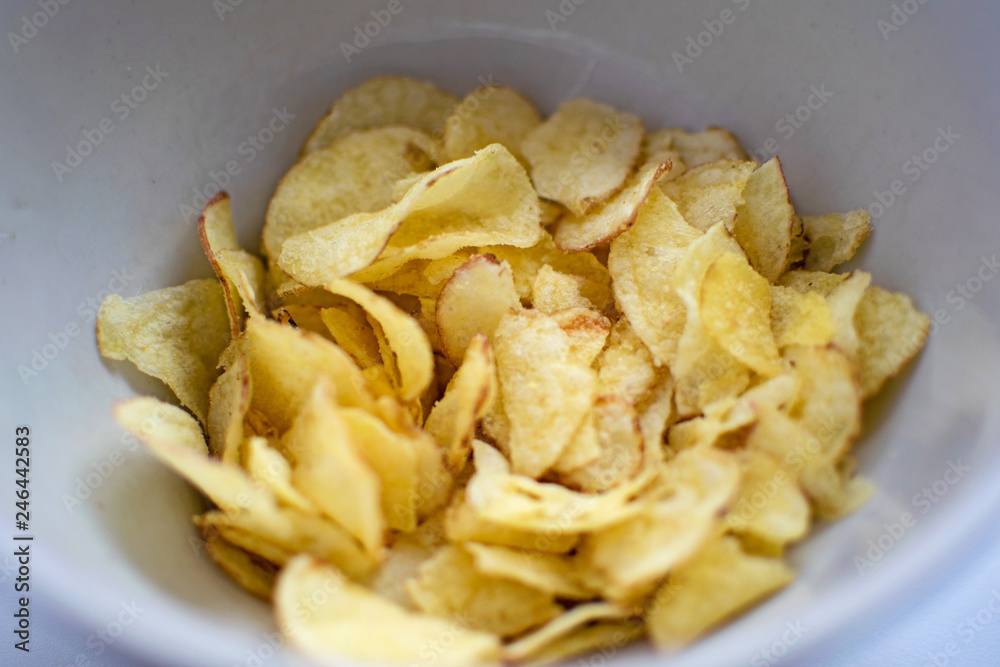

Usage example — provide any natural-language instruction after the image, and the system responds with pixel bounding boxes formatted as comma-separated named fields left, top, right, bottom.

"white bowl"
left=3, top=1, right=1000, bottom=665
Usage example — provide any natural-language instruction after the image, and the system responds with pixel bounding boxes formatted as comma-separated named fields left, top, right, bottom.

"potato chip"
left=854, top=286, right=930, bottom=397
left=408, top=544, right=563, bottom=637
left=595, top=319, right=658, bottom=404
left=778, top=269, right=848, bottom=296
left=443, top=85, right=542, bottom=163
left=531, top=265, right=603, bottom=313
left=522, top=98, right=643, bottom=215
left=580, top=448, right=740, bottom=600
left=302, top=76, right=458, bottom=154
left=464, top=542, right=591, bottom=600
left=282, top=381, right=385, bottom=556
left=802, top=210, right=872, bottom=272
left=645, top=536, right=794, bottom=650
left=825, top=271, right=872, bottom=358
left=465, top=441, right=656, bottom=534
left=365, top=252, right=472, bottom=301
left=436, top=253, right=521, bottom=366
left=445, top=489, right=578, bottom=554
left=202, top=528, right=278, bottom=600
left=368, top=512, right=447, bottom=608
left=275, top=554, right=500, bottom=666
left=784, top=345, right=862, bottom=465
left=670, top=226, right=751, bottom=416
left=115, top=396, right=210, bottom=455
left=636, top=376, right=676, bottom=465
left=550, top=307, right=612, bottom=368
left=608, top=188, right=703, bottom=366
left=244, top=436, right=314, bottom=513
left=493, top=310, right=597, bottom=478
left=321, top=279, right=433, bottom=401
left=553, top=161, right=668, bottom=252
left=98, top=279, right=230, bottom=424
left=502, top=603, right=634, bottom=663
left=551, top=411, right=602, bottom=475
left=243, top=318, right=374, bottom=433
left=199, top=193, right=266, bottom=334
left=700, top=252, right=782, bottom=377
left=732, top=157, right=796, bottom=283
left=769, top=285, right=835, bottom=348
left=645, top=127, right=748, bottom=169
left=318, top=304, right=382, bottom=369
left=278, top=144, right=541, bottom=286
left=338, top=407, right=422, bottom=532
left=425, top=335, right=496, bottom=473
left=265, top=126, right=440, bottom=259
left=206, top=353, right=250, bottom=463
left=724, top=449, right=810, bottom=547
left=660, top=159, right=755, bottom=232
left=483, top=230, right=611, bottom=302
left=560, top=397, right=644, bottom=494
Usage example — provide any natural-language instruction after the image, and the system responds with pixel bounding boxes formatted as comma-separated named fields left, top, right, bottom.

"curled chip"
left=302, top=75, right=458, bottom=154
left=278, top=143, right=541, bottom=286
left=553, top=161, right=669, bottom=253
left=265, top=126, right=441, bottom=259
left=275, top=555, right=500, bottom=665
left=98, top=279, right=230, bottom=424
left=732, top=157, right=796, bottom=283
left=522, top=98, right=643, bottom=215
left=435, top=253, right=521, bottom=366
left=99, top=78, right=932, bottom=666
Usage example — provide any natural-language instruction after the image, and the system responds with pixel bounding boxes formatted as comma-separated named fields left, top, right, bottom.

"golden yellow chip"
left=553, top=161, right=668, bottom=252
left=493, top=310, right=597, bottom=478
left=645, top=126, right=748, bottom=169
left=322, top=279, right=434, bottom=401
left=282, top=381, right=385, bottom=556
left=660, top=159, right=755, bottom=231
left=302, top=75, right=458, bottom=154
left=265, top=126, right=440, bottom=259
left=700, top=252, right=782, bottom=377
left=502, top=603, right=635, bottom=663
left=443, top=85, right=542, bottom=163
left=244, top=436, right=314, bottom=513
left=645, top=536, right=794, bottom=650
left=98, top=279, right=230, bottom=424
left=425, top=334, right=496, bottom=473
left=407, top=544, right=563, bottom=637
left=275, top=554, right=500, bottom=666
left=608, top=188, right=703, bottom=366
left=202, top=528, right=278, bottom=600
left=522, top=98, right=643, bottom=215
left=732, top=157, right=796, bottom=283
left=826, top=271, right=872, bottom=358
left=854, top=286, right=930, bottom=397
left=444, top=488, right=578, bottom=554
left=278, top=144, right=541, bottom=286
left=769, top=285, right=836, bottom=348
left=435, top=253, right=521, bottom=366
left=559, top=397, right=644, bottom=494
left=802, top=210, right=872, bottom=272
left=206, top=352, right=250, bottom=462
left=199, top=193, right=266, bottom=334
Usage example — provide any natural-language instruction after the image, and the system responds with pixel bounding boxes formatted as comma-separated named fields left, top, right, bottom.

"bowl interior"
left=2, top=1, right=1000, bottom=665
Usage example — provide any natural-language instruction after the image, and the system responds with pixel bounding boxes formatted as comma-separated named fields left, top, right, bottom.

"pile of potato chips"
left=98, top=76, right=930, bottom=665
